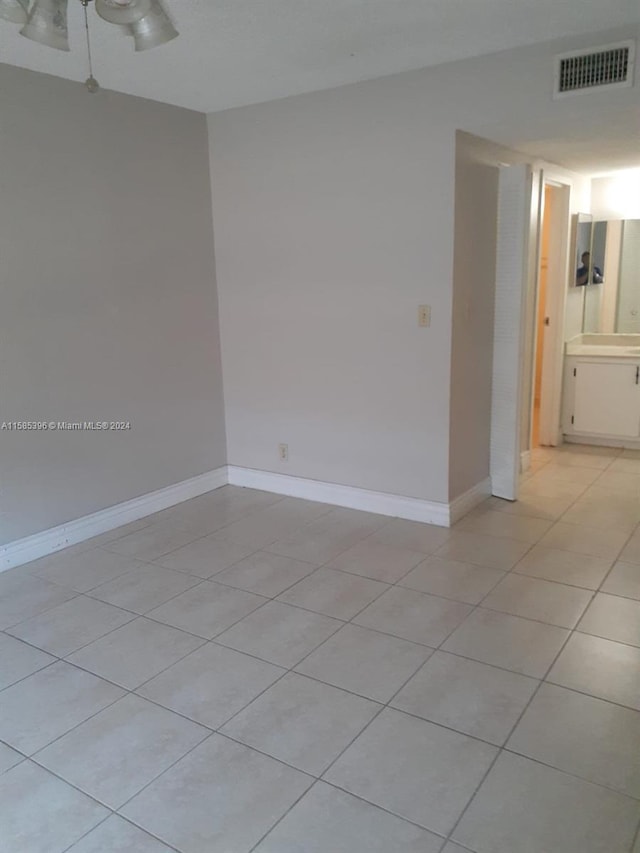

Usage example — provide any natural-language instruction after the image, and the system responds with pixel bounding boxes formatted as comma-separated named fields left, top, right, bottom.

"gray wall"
left=208, top=28, right=629, bottom=505
left=0, top=64, right=226, bottom=543
left=449, top=133, right=500, bottom=499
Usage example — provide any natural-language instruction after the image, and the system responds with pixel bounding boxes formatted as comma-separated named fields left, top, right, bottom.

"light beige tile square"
left=548, top=632, right=640, bottom=710
left=0, top=661, right=123, bottom=754
left=146, top=580, right=266, bottom=638
left=324, top=708, right=497, bottom=836
left=121, top=735, right=312, bottom=853
left=435, top=531, right=530, bottom=570
left=0, top=761, right=108, bottom=853
left=0, top=571, right=76, bottom=630
left=611, top=457, right=640, bottom=474
left=154, top=534, right=256, bottom=577
left=137, top=643, right=284, bottom=728
left=104, top=524, right=206, bottom=561
left=35, top=694, right=208, bottom=808
left=253, top=782, right=443, bottom=853
left=214, top=551, right=316, bottom=597
left=562, top=491, right=640, bottom=533
left=29, top=548, right=144, bottom=593
left=442, top=608, right=569, bottom=677
left=7, top=595, right=134, bottom=656
left=485, top=492, right=574, bottom=521
left=66, top=815, right=174, bottom=852
left=0, top=632, right=55, bottom=690
left=327, top=539, right=426, bottom=582
left=455, top=508, right=552, bottom=543
left=215, top=499, right=332, bottom=549
left=295, top=623, right=431, bottom=702
left=620, top=528, right=640, bottom=564
left=278, top=568, right=388, bottom=620
left=594, top=470, right=640, bottom=495
left=0, top=743, right=24, bottom=774
left=266, top=509, right=384, bottom=565
left=577, top=592, right=640, bottom=647
left=67, top=617, right=204, bottom=689
left=399, top=556, right=504, bottom=604
left=88, top=564, right=200, bottom=614
left=353, top=586, right=471, bottom=647
left=553, top=450, right=615, bottom=469
left=392, top=651, right=538, bottom=745
left=215, top=601, right=342, bottom=668
left=602, top=561, right=640, bottom=600
left=507, top=683, right=640, bottom=798
left=538, top=521, right=629, bottom=560
left=221, top=673, right=380, bottom=774
left=482, top=574, right=592, bottom=628
left=514, top=545, right=612, bottom=589
left=453, top=752, right=639, bottom=853
left=369, top=519, right=451, bottom=554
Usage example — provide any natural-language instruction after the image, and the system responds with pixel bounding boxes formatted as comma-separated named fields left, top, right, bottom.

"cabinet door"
left=573, top=362, right=640, bottom=437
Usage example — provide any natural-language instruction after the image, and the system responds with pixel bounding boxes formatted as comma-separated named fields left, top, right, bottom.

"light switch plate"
left=418, top=305, right=431, bottom=327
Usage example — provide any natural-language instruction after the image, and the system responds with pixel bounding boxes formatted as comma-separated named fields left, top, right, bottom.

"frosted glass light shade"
left=95, top=0, right=151, bottom=25
left=20, top=0, right=70, bottom=51
left=130, top=0, right=177, bottom=51
left=0, top=0, right=28, bottom=24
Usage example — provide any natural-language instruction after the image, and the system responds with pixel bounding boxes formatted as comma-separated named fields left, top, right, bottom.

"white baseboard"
left=2, top=465, right=492, bottom=573
left=228, top=466, right=451, bottom=526
left=0, top=467, right=228, bottom=572
left=448, top=478, right=492, bottom=525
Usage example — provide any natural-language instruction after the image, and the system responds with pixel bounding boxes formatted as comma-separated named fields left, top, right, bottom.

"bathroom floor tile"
left=0, top=743, right=24, bottom=774
left=455, top=508, right=552, bottom=543
left=0, top=571, right=76, bottom=630
left=370, top=519, right=451, bottom=554
left=538, top=522, right=629, bottom=560
left=29, top=548, right=144, bottom=593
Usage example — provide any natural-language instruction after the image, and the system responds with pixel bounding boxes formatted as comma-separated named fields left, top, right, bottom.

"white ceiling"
left=1, top=0, right=639, bottom=114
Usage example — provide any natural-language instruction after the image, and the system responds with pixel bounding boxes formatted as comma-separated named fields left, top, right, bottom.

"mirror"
left=575, top=215, right=640, bottom=334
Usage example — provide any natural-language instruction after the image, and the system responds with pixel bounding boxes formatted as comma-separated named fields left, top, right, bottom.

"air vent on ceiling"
left=554, top=41, right=635, bottom=98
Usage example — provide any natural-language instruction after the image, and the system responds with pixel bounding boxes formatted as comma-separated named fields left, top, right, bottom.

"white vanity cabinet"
left=563, top=356, right=640, bottom=440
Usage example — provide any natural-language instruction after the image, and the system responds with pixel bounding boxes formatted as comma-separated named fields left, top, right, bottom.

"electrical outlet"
left=278, top=443, right=289, bottom=462
left=418, top=305, right=431, bottom=327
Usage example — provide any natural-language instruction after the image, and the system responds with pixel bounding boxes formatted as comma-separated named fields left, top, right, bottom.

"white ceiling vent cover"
left=554, top=41, right=635, bottom=98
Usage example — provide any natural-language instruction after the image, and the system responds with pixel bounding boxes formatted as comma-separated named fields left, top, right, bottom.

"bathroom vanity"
left=562, top=334, right=640, bottom=444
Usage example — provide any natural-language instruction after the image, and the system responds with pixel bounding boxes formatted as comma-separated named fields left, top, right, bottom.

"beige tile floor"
left=1, top=444, right=640, bottom=852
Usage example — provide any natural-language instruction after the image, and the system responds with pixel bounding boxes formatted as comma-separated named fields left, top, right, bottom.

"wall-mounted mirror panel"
left=574, top=215, right=640, bottom=334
